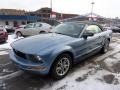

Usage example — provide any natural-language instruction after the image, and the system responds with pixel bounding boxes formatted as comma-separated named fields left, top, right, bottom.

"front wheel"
left=100, top=39, right=110, bottom=54
left=51, top=54, right=72, bottom=80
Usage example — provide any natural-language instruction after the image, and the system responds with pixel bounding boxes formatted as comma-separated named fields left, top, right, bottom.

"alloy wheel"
left=56, top=57, right=70, bottom=76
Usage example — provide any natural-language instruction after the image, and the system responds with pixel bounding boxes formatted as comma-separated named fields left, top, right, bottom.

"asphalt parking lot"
left=0, top=33, right=120, bottom=90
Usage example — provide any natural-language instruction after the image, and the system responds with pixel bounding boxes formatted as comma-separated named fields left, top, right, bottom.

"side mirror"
left=82, top=33, right=94, bottom=39
left=24, top=27, right=26, bottom=29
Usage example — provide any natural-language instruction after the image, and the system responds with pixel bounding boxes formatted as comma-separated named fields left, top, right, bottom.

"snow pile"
left=0, top=34, right=24, bottom=50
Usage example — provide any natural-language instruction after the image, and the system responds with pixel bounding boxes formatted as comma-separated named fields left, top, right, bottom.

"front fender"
left=49, top=45, right=75, bottom=66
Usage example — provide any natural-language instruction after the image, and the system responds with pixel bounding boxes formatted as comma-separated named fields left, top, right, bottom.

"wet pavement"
left=0, top=33, right=120, bottom=90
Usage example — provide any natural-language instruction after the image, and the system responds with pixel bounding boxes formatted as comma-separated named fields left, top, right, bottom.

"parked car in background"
left=103, top=27, right=112, bottom=31
left=15, top=25, right=26, bottom=29
left=5, top=25, right=15, bottom=33
left=15, top=22, right=52, bottom=37
left=110, top=26, right=120, bottom=33
left=44, top=19, right=62, bottom=27
left=0, top=25, right=8, bottom=43
left=10, top=22, right=112, bottom=79
left=103, top=26, right=120, bottom=33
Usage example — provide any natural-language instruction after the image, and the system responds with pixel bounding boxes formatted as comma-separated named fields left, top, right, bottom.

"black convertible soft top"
left=63, top=21, right=104, bottom=31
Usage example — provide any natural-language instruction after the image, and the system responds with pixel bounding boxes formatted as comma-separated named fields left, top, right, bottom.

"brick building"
left=61, top=13, right=111, bottom=24
left=27, top=7, right=79, bottom=21
left=0, top=8, right=79, bottom=27
left=0, top=9, right=39, bottom=27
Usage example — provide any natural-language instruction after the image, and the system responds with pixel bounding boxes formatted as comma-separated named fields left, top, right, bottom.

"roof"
left=61, top=13, right=107, bottom=22
left=0, top=9, right=26, bottom=15
left=81, top=13, right=106, bottom=18
left=65, top=21, right=104, bottom=30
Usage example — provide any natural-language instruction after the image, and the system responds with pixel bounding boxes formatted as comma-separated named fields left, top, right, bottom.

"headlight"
left=29, top=55, right=43, bottom=62
left=36, top=56, right=42, bottom=61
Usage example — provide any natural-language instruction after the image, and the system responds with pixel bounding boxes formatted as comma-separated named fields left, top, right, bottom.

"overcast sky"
left=0, top=0, right=120, bottom=18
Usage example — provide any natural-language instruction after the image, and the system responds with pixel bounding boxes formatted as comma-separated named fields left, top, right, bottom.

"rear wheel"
left=16, top=32, right=22, bottom=37
left=51, top=54, right=72, bottom=80
left=39, top=31, right=45, bottom=34
left=100, top=39, right=110, bottom=54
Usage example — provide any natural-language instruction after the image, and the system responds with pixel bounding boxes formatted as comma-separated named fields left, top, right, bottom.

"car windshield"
left=52, top=23, right=85, bottom=38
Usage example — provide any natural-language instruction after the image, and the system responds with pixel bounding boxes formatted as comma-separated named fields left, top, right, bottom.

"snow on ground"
left=0, top=34, right=23, bottom=50
left=43, top=62, right=120, bottom=90
left=104, top=53, right=120, bottom=67
left=113, top=53, right=120, bottom=59
left=0, top=51, right=9, bottom=55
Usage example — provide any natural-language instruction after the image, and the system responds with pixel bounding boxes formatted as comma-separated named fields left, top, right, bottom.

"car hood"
left=11, top=33, right=75, bottom=55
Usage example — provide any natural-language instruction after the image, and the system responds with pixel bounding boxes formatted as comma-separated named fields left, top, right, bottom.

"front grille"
left=13, top=49, right=27, bottom=59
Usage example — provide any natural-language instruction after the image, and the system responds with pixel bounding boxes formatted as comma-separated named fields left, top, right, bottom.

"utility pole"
left=61, top=11, right=63, bottom=20
left=91, top=2, right=95, bottom=21
left=50, top=0, right=53, bottom=18
left=50, top=0, right=53, bottom=12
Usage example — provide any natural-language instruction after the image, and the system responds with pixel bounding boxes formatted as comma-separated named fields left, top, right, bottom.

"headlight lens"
left=29, top=55, right=43, bottom=62
left=36, top=56, right=42, bottom=61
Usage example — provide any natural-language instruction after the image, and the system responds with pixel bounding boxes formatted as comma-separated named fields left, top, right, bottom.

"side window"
left=25, top=23, right=33, bottom=29
left=85, top=25, right=102, bottom=34
left=35, top=23, right=42, bottom=27
left=97, top=26, right=102, bottom=33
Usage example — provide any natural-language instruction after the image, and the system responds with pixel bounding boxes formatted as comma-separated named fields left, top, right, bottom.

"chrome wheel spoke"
left=104, top=41, right=109, bottom=52
left=56, top=57, right=70, bottom=76
left=56, top=67, right=61, bottom=72
left=64, top=64, right=69, bottom=68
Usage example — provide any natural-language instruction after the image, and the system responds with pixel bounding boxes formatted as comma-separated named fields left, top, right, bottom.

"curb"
left=0, top=49, right=10, bottom=52
left=0, top=70, right=23, bottom=81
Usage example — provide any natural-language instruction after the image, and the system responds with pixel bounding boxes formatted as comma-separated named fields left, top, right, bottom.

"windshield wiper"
left=48, top=31, right=54, bottom=33
left=55, top=32, right=65, bottom=35
left=48, top=32, right=64, bottom=35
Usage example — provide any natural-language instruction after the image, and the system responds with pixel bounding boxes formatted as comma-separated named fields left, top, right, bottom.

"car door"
left=92, top=25, right=103, bottom=47
left=22, top=23, right=34, bottom=36
left=82, top=25, right=103, bottom=54
left=41, top=23, right=52, bottom=32
left=31, top=23, right=43, bottom=35
left=68, top=24, right=92, bottom=61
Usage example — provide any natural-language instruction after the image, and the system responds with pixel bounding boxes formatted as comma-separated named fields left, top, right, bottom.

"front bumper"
left=9, top=50, right=50, bottom=75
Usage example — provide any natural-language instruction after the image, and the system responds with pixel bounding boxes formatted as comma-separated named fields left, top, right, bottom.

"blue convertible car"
left=10, top=22, right=112, bottom=79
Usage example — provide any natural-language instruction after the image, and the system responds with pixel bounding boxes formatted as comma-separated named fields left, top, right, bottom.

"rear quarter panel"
left=99, top=30, right=112, bottom=46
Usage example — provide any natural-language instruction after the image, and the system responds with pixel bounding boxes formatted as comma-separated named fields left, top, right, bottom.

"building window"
left=5, top=21, right=9, bottom=25
left=21, top=21, right=25, bottom=25
left=13, top=21, right=18, bottom=27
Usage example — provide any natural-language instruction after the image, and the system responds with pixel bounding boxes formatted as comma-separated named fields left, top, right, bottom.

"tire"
left=100, top=39, right=110, bottom=54
left=39, top=31, right=45, bottom=34
left=16, top=32, right=22, bottom=37
left=51, top=54, right=72, bottom=80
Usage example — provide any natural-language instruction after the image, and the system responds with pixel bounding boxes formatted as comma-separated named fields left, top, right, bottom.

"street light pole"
left=50, top=0, right=52, bottom=12
left=91, top=2, right=95, bottom=21
left=50, top=0, right=53, bottom=18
